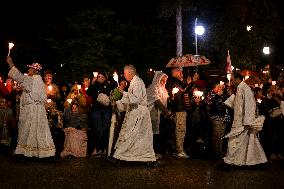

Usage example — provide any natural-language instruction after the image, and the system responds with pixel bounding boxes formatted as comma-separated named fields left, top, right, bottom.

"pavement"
left=0, top=154, right=284, bottom=189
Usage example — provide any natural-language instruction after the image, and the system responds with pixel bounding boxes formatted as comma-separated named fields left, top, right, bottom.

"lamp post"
left=263, top=46, right=270, bottom=55
left=194, top=18, right=205, bottom=72
left=194, top=18, right=205, bottom=56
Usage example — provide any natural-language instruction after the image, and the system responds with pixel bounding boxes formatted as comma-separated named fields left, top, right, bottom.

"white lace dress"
left=114, top=76, right=156, bottom=162
left=9, top=67, right=55, bottom=158
left=224, top=81, right=267, bottom=166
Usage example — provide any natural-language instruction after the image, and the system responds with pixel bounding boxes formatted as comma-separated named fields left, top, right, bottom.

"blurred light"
left=195, top=26, right=205, bottom=35
left=231, top=66, right=235, bottom=70
left=263, top=46, right=270, bottom=55
left=246, top=25, right=252, bottom=31
left=149, top=68, right=153, bottom=72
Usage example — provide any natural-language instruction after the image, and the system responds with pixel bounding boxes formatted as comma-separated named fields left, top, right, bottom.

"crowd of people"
left=1, top=56, right=284, bottom=169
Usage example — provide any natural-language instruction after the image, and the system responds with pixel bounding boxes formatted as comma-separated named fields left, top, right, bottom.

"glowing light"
left=67, top=99, right=72, bottom=104
left=195, top=26, right=205, bottom=35
left=263, top=46, right=270, bottom=55
left=172, top=87, right=179, bottom=95
left=194, top=90, right=203, bottom=97
left=149, top=68, right=153, bottom=72
left=244, top=76, right=250, bottom=80
left=113, top=72, right=119, bottom=84
left=8, top=42, right=14, bottom=56
left=48, top=85, right=53, bottom=91
left=226, top=74, right=231, bottom=83
left=220, top=81, right=225, bottom=86
left=246, top=25, right=252, bottom=31
left=272, top=81, right=276, bottom=85
left=47, top=99, right=52, bottom=103
left=257, top=99, right=262, bottom=103
left=77, top=84, right=81, bottom=90
left=93, top=72, right=98, bottom=77
left=231, top=66, right=235, bottom=71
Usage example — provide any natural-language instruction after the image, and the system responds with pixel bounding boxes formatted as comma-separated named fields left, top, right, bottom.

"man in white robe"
left=113, top=64, right=156, bottom=162
left=223, top=75, right=267, bottom=166
left=6, top=56, right=56, bottom=158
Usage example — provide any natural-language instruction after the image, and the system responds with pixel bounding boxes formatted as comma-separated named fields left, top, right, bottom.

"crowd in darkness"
left=1, top=59, right=284, bottom=168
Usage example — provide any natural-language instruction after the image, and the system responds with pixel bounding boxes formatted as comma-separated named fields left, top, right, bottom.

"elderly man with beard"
left=113, top=64, right=156, bottom=165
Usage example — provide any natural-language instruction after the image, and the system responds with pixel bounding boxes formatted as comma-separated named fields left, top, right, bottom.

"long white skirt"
left=224, top=128, right=267, bottom=166
left=113, top=105, right=156, bottom=162
left=15, top=104, right=56, bottom=158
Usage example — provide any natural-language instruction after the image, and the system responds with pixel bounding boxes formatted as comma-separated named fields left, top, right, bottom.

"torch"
left=8, top=42, right=14, bottom=56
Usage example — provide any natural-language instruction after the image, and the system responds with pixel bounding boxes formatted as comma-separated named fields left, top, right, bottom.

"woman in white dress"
left=6, top=56, right=55, bottom=158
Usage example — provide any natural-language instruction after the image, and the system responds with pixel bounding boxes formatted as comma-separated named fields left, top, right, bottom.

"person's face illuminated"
left=160, top=75, right=167, bottom=86
left=97, top=74, right=106, bottom=83
left=124, top=69, right=134, bottom=82
left=44, top=74, right=53, bottom=84
left=0, top=99, right=7, bottom=108
left=71, top=104, right=79, bottom=113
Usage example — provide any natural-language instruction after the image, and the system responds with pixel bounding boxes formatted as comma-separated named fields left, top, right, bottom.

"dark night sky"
left=1, top=1, right=283, bottom=77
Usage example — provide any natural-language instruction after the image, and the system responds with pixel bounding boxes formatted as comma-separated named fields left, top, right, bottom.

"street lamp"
left=263, top=46, right=270, bottom=55
left=194, top=18, right=205, bottom=55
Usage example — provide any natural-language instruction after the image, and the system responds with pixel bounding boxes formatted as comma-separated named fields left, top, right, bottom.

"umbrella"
left=166, top=54, right=211, bottom=68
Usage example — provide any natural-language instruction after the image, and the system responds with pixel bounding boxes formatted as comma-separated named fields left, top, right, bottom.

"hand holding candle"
left=48, top=85, right=53, bottom=91
left=113, top=72, right=119, bottom=84
left=172, top=87, right=179, bottom=95
left=8, top=42, right=14, bottom=56
left=194, top=90, right=203, bottom=98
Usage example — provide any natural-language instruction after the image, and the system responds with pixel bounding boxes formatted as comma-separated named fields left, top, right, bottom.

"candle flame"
left=48, top=85, right=53, bottom=91
left=67, top=99, right=72, bottom=104
left=113, top=72, right=119, bottom=83
left=172, top=87, right=179, bottom=94
left=9, top=42, right=14, bottom=50
left=194, top=90, right=203, bottom=97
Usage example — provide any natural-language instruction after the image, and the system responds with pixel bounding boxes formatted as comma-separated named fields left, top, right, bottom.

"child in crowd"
left=61, top=102, right=88, bottom=158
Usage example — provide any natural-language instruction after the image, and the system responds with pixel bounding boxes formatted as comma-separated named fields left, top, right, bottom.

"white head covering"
left=147, top=71, right=168, bottom=109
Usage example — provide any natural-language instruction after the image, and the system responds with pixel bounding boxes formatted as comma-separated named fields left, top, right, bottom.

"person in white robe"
left=147, top=71, right=168, bottom=156
left=6, top=56, right=56, bottom=158
left=223, top=75, right=267, bottom=166
left=113, top=64, right=156, bottom=162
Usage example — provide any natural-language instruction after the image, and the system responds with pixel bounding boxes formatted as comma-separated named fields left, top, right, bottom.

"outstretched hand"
left=6, top=56, right=14, bottom=68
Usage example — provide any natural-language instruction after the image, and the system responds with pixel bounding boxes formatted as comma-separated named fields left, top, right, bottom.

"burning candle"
left=67, top=99, right=72, bottom=104
left=4, top=83, right=7, bottom=86
left=48, top=85, right=53, bottom=91
left=172, top=87, right=179, bottom=95
left=244, top=76, right=250, bottom=80
left=272, top=81, right=276, bottom=85
left=47, top=99, right=52, bottom=103
left=85, top=87, right=88, bottom=91
left=93, top=72, right=98, bottom=77
left=257, top=99, right=262, bottom=103
left=220, top=81, right=225, bottom=86
left=77, top=84, right=81, bottom=94
left=226, top=74, right=231, bottom=85
left=194, top=90, right=203, bottom=98
left=8, top=42, right=14, bottom=56
left=113, top=71, right=118, bottom=84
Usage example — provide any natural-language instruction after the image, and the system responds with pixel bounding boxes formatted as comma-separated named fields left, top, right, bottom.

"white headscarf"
left=147, top=71, right=168, bottom=110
